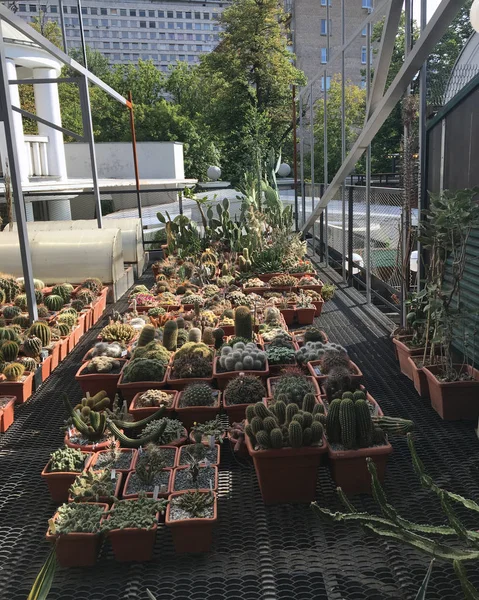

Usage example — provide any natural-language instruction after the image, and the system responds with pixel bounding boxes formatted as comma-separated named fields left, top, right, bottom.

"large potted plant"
left=42, top=446, right=92, bottom=503
left=117, top=357, right=169, bottom=402
left=165, top=490, right=217, bottom=553
left=0, top=362, right=34, bottom=404
left=419, top=188, right=479, bottom=419
left=244, top=397, right=327, bottom=504
left=214, top=342, right=269, bottom=390
left=104, top=495, right=168, bottom=562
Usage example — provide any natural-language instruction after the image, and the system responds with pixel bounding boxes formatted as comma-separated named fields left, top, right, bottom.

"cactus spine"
left=234, top=306, right=253, bottom=341
left=163, top=320, right=178, bottom=351
left=28, top=322, right=51, bottom=348
left=137, top=324, right=156, bottom=347
left=355, top=399, right=374, bottom=448
left=339, top=398, right=356, bottom=450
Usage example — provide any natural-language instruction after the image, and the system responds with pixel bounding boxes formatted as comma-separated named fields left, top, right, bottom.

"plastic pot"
left=307, top=360, right=363, bottom=385
left=64, top=429, right=120, bottom=452
left=165, top=490, right=217, bottom=553
left=407, top=356, right=430, bottom=399
left=75, top=359, right=127, bottom=399
left=166, top=366, right=214, bottom=392
left=295, top=307, right=316, bottom=326
left=266, top=375, right=320, bottom=398
left=171, top=465, right=218, bottom=493
left=392, top=337, right=425, bottom=380
left=41, top=453, right=92, bottom=502
left=423, top=364, right=479, bottom=420
left=88, top=448, right=137, bottom=474
left=279, top=307, right=295, bottom=326
left=0, top=371, right=34, bottom=404
left=175, top=390, right=221, bottom=429
left=213, top=357, right=269, bottom=391
left=107, top=501, right=159, bottom=562
left=0, top=395, right=16, bottom=433
left=117, top=363, right=168, bottom=402
left=128, top=390, right=178, bottom=421
left=122, top=468, right=172, bottom=499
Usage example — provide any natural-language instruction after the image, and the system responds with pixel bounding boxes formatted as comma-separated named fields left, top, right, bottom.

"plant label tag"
left=209, top=479, right=213, bottom=492
left=160, top=484, right=167, bottom=494
left=209, top=435, right=215, bottom=449
left=121, top=350, right=128, bottom=357
left=40, top=349, right=49, bottom=360
left=239, top=371, right=245, bottom=376
left=48, top=518, right=56, bottom=535
left=138, top=446, right=143, bottom=455
left=84, top=455, right=90, bottom=468
left=153, top=485, right=159, bottom=500
left=110, top=469, right=116, bottom=480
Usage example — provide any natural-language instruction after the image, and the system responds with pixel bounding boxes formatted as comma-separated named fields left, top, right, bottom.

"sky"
left=412, top=0, right=442, bottom=24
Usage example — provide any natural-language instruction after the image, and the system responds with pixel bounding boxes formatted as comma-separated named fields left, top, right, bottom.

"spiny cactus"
left=212, top=328, right=225, bottom=350
left=339, top=398, right=356, bottom=450
left=171, top=354, right=212, bottom=379
left=81, top=278, right=103, bottom=295
left=137, top=324, right=156, bottom=348
left=163, top=320, right=178, bottom=351
left=57, top=323, right=71, bottom=337
left=202, top=327, right=214, bottom=346
left=3, top=362, right=25, bottom=381
left=234, top=306, right=253, bottom=341
left=1, top=340, right=19, bottom=362
left=122, top=358, right=167, bottom=383
left=52, top=283, right=73, bottom=302
left=0, top=327, right=20, bottom=343
left=28, top=321, right=51, bottom=348
left=218, top=342, right=267, bottom=372
left=44, top=294, right=64, bottom=312
left=269, top=274, right=297, bottom=288
left=223, top=375, right=266, bottom=406
left=0, top=277, right=20, bottom=303
left=179, top=383, right=216, bottom=407
left=272, top=369, right=316, bottom=406
left=174, top=341, right=212, bottom=361
left=100, top=323, right=136, bottom=344
left=326, top=398, right=342, bottom=444
left=12, top=315, right=30, bottom=329
left=187, top=327, right=202, bottom=343
left=2, top=305, right=21, bottom=320
left=23, top=336, right=42, bottom=358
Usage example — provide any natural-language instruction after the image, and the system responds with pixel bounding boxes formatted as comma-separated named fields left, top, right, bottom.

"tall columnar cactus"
left=137, top=324, right=156, bottom=348
left=339, top=398, right=356, bottom=450
left=1, top=341, right=19, bottom=362
left=202, top=327, right=214, bottom=346
left=187, top=327, right=201, bottom=343
left=326, top=398, right=342, bottom=444
left=163, top=320, right=178, bottom=351
left=29, top=321, right=51, bottom=348
left=23, top=337, right=42, bottom=358
left=355, top=399, right=374, bottom=448
left=0, top=289, right=4, bottom=304
left=234, top=306, right=253, bottom=341
left=212, top=328, right=225, bottom=350
left=0, top=277, right=20, bottom=303
left=44, top=294, right=65, bottom=312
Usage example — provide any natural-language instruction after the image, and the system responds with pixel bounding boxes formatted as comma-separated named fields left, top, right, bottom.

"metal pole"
left=365, top=20, right=372, bottom=304
left=341, top=0, right=346, bottom=282
left=310, top=82, right=315, bottom=253
left=79, top=76, right=102, bottom=228
left=319, top=193, right=324, bottom=261
left=418, top=0, right=427, bottom=290
left=299, top=90, right=305, bottom=226
left=347, top=186, right=354, bottom=286
left=128, top=91, right=145, bottom=245
left=178, top=190, right=183, bottom=216
left=58, top=0, right=67, bottom=53
left=77, top=0, right=88, bottom=70
left=292, top=85, right=299, bottom=231
left=0, top=32, right=37, bottom=322
left=323, top=68, right=329, bottom=266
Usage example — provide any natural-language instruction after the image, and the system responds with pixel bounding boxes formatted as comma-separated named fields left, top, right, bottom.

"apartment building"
left=290, top=0, right=377, bottom=94
left=7, top=0, right=227, bottom=71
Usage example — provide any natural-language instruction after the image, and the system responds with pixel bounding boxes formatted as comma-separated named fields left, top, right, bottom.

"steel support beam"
left=0, top=4, right=127, bottom=105
left=299, top=91, right=305, bottom=226
left=12, top=106, right=85, bottom=141
left=418, top=0, right=427, bottom=290
left=366, top=0, right=403, bottom=120
left=301, top=0, right=464, bottom=235
left=310, top=82, right=315, bottom=251
left=341, top=0, right=346, bottom=282
left=59, top=0, right=67, bottom=53
left=365, top=20, right=372, bottom=304
left=0, top=31, right=37, bottom=322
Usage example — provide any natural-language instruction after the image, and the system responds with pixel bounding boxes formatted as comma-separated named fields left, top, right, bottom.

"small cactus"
left=137, top=324, right=156, bottom=347
left=23, top=337, right=42, bottom=358
left=3, top=362, right=25, bottom=381
left=163, top=320, right=178, bottom=351
left=188, top=327, right=202, bottom=343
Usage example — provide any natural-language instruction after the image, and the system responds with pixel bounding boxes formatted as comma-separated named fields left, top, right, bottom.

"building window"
left=186, top=23, right=193, bottom=30
left=167, top=11, right=173, bottom=18
left=120, top=9, right=126, bottom=16
left=320, top=0, right=331, bottom=4
left=29, top=4, right=37, bottom=11
left=321, top=48, right=328, bottom=63
left=321, top=76, right=331, bottom=91
left=362, top=26, right=367, bottom=36
left=139, top=10, right=146, bottom=17
left=149, top=21, right=156, bottom=28
left=50, top=5, right=57, bottom=13
left=361, top=46, right=373, bottom=64
left=158, top=10, right=164, bottom=17
left=130, top=10, right=136, bottom=16
left=168, top=23, right=174, bottom=29
left=168, top=33, right=175, bottom=39
left=176, top=11, right=182, bottom=18
left=101, top=19, right=108, bottom=26
left=103, top=41, right=110, bottom=48
left=195, top=11, right=201, bottom=19
left=212, top=12, right=219, bottom=19
left=19, top=4, right=26, bottom=11
left=113, top=41, right=120, bottom=48
left=362, top=0, right=373, bottom=8
left=203, top=12, right=210, bottom=19
left=140, top=21, right=147, bottom=28
left=195, top=23, right=201, bottom=30
left=101, top=8, right=107, bottom=15
left=177, top=22, right=183, bottom=29
left=149, top=10, right=155, bottom=17
left=71, top=5, right=77, bottom=13
left=188, top=55, right=194, bottom=61
left=63, top=4, right=68, bottom=13
left=185, top=11, right=192, bottom=19
left=320, top=19, right=331, bottom=35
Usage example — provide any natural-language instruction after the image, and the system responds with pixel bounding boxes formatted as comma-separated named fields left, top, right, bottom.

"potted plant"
left=177, top=434, right=221, bottom=467
left=0, top=362, right=34, bottom=404
left=42, top=446, right=92, bottom=502
left=117, top=357, right=169, bottom=402
left=88, top=441, right=137, bottom=474
left=0, top=395, right=15, bottom=432
left=294, top=294, right=317, bottom=326
left=46, top=502, right=108, bottom=567
left=223, top=374, right=267, bottom=423
left=75, top=356, right=126, bottom=399
left=324, top=390, right=393, bottom=494
left=166, top=490, right=217, bottom=553
left=214, top=342, right=269, bottom=390
left=167, top=342, right=214, bottom=390
left=227, top=421, right=249, bottom=457
left=129, top=389, right=178, bottom=421
left=267, top=368, right=320, bottom=400
left=137, top=417, right=188, bottom=447
left=123, top=444, right=174, bottom=499
left=172, top=463, right=218, bottom=492
left=190, top=415, right=225, bottom=445
left=296, top=275, right=324, bottom=293
left=103, top=495, right=168, bottom=562
left=176, top=383, right=221, bottom=429
left=69, top=468, right=122, bottom=504
left=244, top=398, right=327, bottom=504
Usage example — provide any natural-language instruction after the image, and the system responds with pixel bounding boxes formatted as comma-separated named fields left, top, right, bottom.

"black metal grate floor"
left=0, top=266, right=478, bottom=600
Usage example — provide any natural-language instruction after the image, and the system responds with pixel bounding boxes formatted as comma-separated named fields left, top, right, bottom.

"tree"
left=68, top=46, right=111, bottom=79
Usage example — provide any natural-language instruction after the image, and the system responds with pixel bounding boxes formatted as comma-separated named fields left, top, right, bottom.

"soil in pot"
left=178, top=445, right=219, bottom=467
left=124, top=470, right=172, bottom=498
left=173, top=466, right=217, bottom=492
left=166, top=491, right=217, bottom=553
left=90, top=449, right=136, bottom=473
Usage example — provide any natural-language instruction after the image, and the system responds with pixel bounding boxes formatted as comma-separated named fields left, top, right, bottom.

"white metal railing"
left=24, top=135, right=49, bottom=176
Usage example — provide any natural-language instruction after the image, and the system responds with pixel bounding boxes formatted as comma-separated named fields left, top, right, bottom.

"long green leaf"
left=414, top=560, right=434, bottom=600
left=453, top=561, right=479, bottom=600
left=27, top=549, right=57, bottom=600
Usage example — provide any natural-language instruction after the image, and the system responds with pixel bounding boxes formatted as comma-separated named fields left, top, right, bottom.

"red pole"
left=128, top=91, right=145, bottom=246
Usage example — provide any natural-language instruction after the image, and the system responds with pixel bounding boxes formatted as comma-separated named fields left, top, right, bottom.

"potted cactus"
left=88, top=441, right=137, bottom=474
left=166, top=342, right=214, bottom=390
left=177, top=435, right=221, bottom=467
left=268, top=274, right=298, bottom=292
left=172, top=463, right=218, bottom=493
left=0, top=395, right=15, bottom=432
left=266, top=368, right=320, bottom=400
left=176, top=383, right=221, bottom=429
left=75, top=356, right=127, bottom=399
left=223, top=374, right=267, bottom=423
left=214, top=342, right=269, bottom=390
left=46, top=502, right=108, bottom=567
left=294, top=295, right=317, bottom=326
left=244, top=398, right=328, bottom=504
left=123, top=444, right=175, bottom=499
left=68, top=468, right=122, bottom=504
left=117, top=357, right=169, bottom=402
left=165, top=490, right=217, bottom=553
left=104, top=495, right=168, bottom=562
left=0, top=362, right=34, bottom=404
left=129, top=389, right=178, bottom=421
left=41, top=446, right=92, bottom=502
left=227, top=421, right=249, bottom=457
left=265, top=345, right=297, bottom=375
left=325, top=390, right=393, bottom=494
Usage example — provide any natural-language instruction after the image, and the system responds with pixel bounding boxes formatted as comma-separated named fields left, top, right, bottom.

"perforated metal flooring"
left=0, top=267, right=478, bottom=600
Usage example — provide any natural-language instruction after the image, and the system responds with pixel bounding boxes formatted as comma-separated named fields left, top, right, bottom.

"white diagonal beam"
left=301, top=0, right=464, bottom=235
left=365, top=0, right=403, bottom=120
left=0, top=5, right=127, bottom=105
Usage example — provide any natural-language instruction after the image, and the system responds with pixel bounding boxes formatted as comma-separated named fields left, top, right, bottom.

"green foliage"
left=266, top=345, right=296, bottom=366
left=69, top=469, right=117, bottom=502
left=44, top=295, right=64, bottom=312
left=122, top=358, right=167, bottom=383
left=52, top=502, right=105, bottom=534
left=163, top=320, right=178, bottom=351
left=137, top=324, right=156, bottom=348
left=141, top=417, right=185, bottom=445
left=3, top=362, right=25, bottom=381
left=49, top=447, right=87, bottom=473
left=135, top=444, right=167, bottom=485
left=272, top=370, right=316, bottom=405
left=100, top=323, right=135, bottom=344
left=23, top=337, right=42, bottom=358
left=102, top=495, right=167, bottom=531
left=174, top=490, right=215, bottom=518
left=218, top=342, right=267, bottom=372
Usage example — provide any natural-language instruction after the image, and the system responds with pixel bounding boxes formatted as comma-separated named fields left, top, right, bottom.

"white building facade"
left=10, top=0, right=227, bottom=72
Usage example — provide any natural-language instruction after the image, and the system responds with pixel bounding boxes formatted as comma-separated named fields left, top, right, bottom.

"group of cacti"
left=245, top=399, right=324, bottom=450
left=218, top=342, right=267, bottom=372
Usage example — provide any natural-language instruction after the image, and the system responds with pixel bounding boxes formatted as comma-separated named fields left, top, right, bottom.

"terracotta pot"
left=166, top=366, right=214, bottom=392
left=223, top=400, right=257, bottom=423
left=312, top=299, right=324, bottom=317
left=295, top=307, right=316, bottom=326
left=64, top=429, right=120, bottom=452
left=88, top=448, right=137, bottom=474
left=423, top=364, right=479, bottom=420
left=165, top=490, right=217, bottom=553
left=46, top=502, right=108, bottom=567
left=407, top=356, right=430, bottom=399
left=257, top=273, right=283, bottom=283
left=279, top=307, right=295, bottom=326
left=328, top=442, right=393, bottom=495
left=0, top=395, right=16, bottom=433
left=213, top=356, right=269, bottom=391
left=77, top=312, right=87, bottom=337
left=0, top=371, right=34, bottom=404
left=75, top=359, right=127, bottom=399
left=122, top=468, right=172, bottom=499
left=175, top=390, right=221, bottom=429
left=392, top=337, right=426, bottom=380
left=40, top=354, right=52, bottom=382
left=49, top=342, right=60, bottom=372
left=243, top=286, right=268, bottom=296
left=107, top=502, right=159, bottom=562
left=172, top=465, right=218, bottom=492
left=176, top=443, right=221, bottom=467
left=129, top=445, right=178, bottom=471
left=297, top=283, right=323, bottom=293
left=293, top=330, right=329, bottom=348
left=307, top=360, right=363, bottom=385
left=266, top=375, right=320, bottom=398
left=59, top=336, right=70, bottom=361
left=117, top=363, right=168, bottom=402
left=41, top=453, right=92, bottom=502
left=152, top=264, right=160, bottom=278
left=68, top=472, right=123, bottom=505
left=245, top=434, right=328, bottom=504
left=128, top=390, right=178, bottom=421
left=92, top=288, right=108, bottom=324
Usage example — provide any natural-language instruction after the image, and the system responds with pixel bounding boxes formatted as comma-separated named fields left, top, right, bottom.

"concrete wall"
left=64, top=141, right=185, bottom=180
